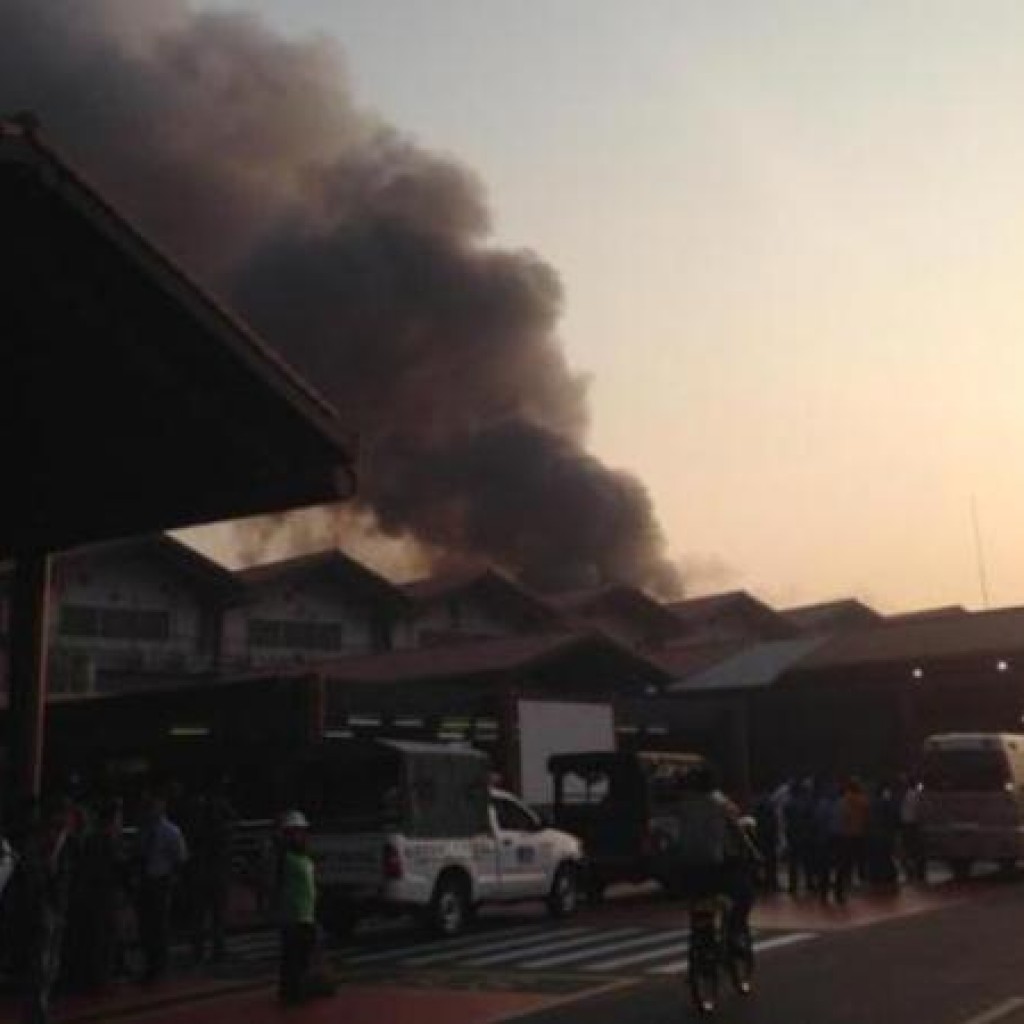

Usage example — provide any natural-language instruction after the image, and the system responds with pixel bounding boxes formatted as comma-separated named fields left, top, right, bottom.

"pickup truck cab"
left=302, top=739, right=583, bottom=937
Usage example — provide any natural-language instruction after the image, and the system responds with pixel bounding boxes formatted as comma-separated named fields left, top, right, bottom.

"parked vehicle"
left=919, top=732, right=1024, bottom=878
left=548, top=749, right=706, bottom=900
left=304, top=739, right=584, bottom=937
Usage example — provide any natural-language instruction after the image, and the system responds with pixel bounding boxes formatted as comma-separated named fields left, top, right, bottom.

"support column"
left=8, top=552, right=52, bottom=804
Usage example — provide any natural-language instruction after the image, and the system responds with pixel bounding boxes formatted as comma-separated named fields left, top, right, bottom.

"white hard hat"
left=279, top=809, right=310, bottom=830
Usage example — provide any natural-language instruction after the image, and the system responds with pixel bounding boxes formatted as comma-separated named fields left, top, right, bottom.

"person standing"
left=866, top=783, right=900, bottom=887
left=832, top=778, right=870, bottom=904
left=136, top=792, right=188, bottom=985
left=15, top=798, right=75, bottom=1024
left=67, top=799, right=128, bottom=991
left=752, top=794, right=779, bottom=892
left=276, top=810, right=317, bottom=1006
left=185, top=780, right=237, bottom=965
left=899, top=778, right=926, bottom=882
left=783, top=781, right=815, bottom=895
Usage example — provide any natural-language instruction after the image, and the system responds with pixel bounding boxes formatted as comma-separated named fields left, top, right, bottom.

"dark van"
left=548, top=749, right=705, bottom=900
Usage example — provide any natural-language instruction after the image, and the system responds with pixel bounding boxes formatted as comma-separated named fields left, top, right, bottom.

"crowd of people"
left=751, top=776, right=927, bottom=903
left=0, top=779, right=328, bottom=1022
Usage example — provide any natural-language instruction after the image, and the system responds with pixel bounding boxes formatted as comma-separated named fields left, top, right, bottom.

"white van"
left=918, top=733, right=1024, bottom=878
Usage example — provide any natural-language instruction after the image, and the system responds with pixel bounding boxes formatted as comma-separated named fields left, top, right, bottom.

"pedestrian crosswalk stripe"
left=405, top=926, right=593, bottom=966
left=185, top=925, right=818, bottom=976
left=583, top=932, right=695, bottom=972
left=345, top=922, right=556, bottom=965
left=648, top=931, right=817, bottom=975
left=527, top=927, right=691, bottom=970
left=464, top=927, right=643, bottom=967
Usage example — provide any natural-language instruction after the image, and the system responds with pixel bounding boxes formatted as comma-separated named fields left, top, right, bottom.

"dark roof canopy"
left=0, top=118, right=355, bottom=556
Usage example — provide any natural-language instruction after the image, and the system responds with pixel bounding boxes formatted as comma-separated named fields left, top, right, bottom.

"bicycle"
left=687, top=890, right=754, bottom=1016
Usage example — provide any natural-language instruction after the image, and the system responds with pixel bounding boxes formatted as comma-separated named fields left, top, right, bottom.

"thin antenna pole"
left=970, top=495, right=991, bottom=610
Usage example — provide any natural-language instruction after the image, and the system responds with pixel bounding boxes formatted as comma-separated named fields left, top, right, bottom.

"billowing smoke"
left=2, top=0, right=681, bottom=595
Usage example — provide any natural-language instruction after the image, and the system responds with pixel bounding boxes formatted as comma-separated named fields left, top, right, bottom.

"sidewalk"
left=751, top=880, right=968, bottom=932
left=0, top=973, right=628, bottom=1024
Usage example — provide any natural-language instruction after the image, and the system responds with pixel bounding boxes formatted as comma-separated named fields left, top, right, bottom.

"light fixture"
left=912, top=667, right=924, bottom=680
left=997, top=660, right=1010, bottom=673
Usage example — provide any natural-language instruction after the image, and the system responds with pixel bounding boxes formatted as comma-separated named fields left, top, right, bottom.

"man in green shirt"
left=276, top=810, right=316, bottom=1005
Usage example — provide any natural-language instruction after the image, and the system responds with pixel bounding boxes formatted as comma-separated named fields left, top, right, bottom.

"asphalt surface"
left=18, top=876, right=1024, bottom=1024
left=522, top=879, right=1024, bottom=1024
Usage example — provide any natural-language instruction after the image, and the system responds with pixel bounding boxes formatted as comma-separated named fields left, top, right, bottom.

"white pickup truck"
left=304, top=740, right=584, bottom=937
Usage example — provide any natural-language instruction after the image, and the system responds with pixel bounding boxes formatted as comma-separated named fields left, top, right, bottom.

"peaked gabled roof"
left=0, top=534, right=240, bottom=598
left=885, top=606, right=968, bottom=624
left=791, top=605, right=1024, bottom=674
left=782, top=598, right=883, bottom=634
left=237, top=550, right=411, bottom=611
left=667, top=591, right=798, bottom=641
left=402, top=567, right=564, bottom=630
left=548, top=584, right=685, bottom=637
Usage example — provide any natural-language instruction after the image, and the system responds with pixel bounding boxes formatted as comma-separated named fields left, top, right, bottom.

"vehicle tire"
left=547, top=864, right=579, bottom=918
left=999, top=857, right=1018, bottom=875
left=949, top=858, right=973, bottom=881
left=427, top=872, right=471, bottom=938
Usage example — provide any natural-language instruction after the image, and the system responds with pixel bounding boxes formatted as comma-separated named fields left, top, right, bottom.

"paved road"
left=201, top=919, right=814, bottom=980
left=524, top=878, right=1024, bottom=1024
left=22, top=875, right=1024, bottom=1024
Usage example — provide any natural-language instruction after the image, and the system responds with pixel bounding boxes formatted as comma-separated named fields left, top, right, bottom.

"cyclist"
left=664, top=763, right=754, bottom=1012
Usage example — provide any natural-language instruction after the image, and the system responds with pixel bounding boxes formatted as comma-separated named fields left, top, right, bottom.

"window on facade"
left=370, top=616, right=393, bottom=653
left=59, top=604, right=170, bottom=641
left=248, top=618, right=344, bottom=651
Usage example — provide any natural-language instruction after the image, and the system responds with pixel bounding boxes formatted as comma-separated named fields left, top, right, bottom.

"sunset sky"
left=197, top=0, right=1024, bottom=613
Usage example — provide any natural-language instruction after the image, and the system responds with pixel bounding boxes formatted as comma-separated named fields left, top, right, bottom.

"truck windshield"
left=921, top=749, right=1011, bottom=792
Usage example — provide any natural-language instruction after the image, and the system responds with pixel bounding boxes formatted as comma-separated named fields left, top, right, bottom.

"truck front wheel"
left=547, top=864, right=579, bottom=918
left=427, top=873, right=471, bottom=937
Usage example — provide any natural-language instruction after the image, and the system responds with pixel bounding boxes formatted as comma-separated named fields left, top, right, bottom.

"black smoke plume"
left=2, top=0, right=680, bottom=595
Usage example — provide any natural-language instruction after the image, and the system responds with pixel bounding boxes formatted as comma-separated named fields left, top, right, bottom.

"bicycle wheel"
left=725, top=927, right=754, bottom=996
left=687, top=923, right=720, bottom=1014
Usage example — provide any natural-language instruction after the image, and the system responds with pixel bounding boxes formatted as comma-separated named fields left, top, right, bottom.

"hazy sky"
left=197, top=0, right=1024, bottom=613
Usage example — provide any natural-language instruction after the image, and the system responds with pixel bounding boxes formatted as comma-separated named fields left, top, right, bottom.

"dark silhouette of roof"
left=782, top=599, right=883, bottom=634
left=0, top=116, right=355, bottom=555
left=548, top=585, right=686, bottom=638
left=885, top=606, right=967, bottom=624
left=0, top=534, right=240, bottom=598
left=401, top=567, right=564, bottom=631
left=667, top=591, right=798, bottom=642
left=791, top=605, right=1024, bottom=674
left=238, top=550, right=411, bottom=610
